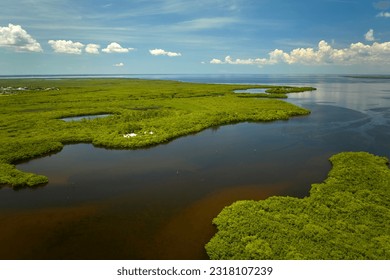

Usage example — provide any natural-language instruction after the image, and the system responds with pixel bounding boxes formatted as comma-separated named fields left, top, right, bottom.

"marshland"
left=0, top=75, right=389, bottom=259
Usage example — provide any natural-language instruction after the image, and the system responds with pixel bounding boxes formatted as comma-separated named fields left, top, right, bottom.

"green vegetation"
left=206, top=152, right=390, bottom=260
left=235, top=86, right=316, bottom=99
left=0, top=78, right=313, bottom=188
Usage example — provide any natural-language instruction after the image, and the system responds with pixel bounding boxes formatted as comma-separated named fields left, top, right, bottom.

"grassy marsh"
left=0, top=78, right=314, bottom=188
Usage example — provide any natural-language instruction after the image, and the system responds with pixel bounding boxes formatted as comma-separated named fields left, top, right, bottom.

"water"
left=0, top=74, right=389, bottom=259
left=234, top=88, right=268, bottom=94
left=60, top=114, right=111, bottom=122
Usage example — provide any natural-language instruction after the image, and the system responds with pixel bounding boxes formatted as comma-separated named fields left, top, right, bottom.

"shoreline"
left=206, top=151, right=390, bottom=260
left=0, top=78, right=314, bottom=188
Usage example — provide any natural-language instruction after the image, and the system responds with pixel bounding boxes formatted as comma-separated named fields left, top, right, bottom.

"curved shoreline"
left=0, top=78, right=314, bottom=188
left=206, top=151, right=390, bottom=260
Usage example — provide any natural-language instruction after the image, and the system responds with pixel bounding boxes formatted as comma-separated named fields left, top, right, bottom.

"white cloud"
left=85, top=43, right=100, bottom=54
left=102, top=42, right=134, bottom=53
left=113, top=62, right=124, bottom=67
left=365, top=29, right=375, bottom=41
left=0, top=23, right=42, bottom=52
left=377, top=11, right=390, bottom=17
left=210, top=58, right=223, bottom=64
left=210, top=40, right=390, bottom=66
left=210, top=55, right=268, bottom=65
left=48, top=40, right=84, bottom=54
left=149, top=48, right=181, bottom=57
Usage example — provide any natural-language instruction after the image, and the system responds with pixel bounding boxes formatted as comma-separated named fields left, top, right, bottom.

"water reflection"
left=1, top=75, right=390, bottom=259
left=60, top=114, right=111, bottom=122
left=234, top=88, right=268, bottom=94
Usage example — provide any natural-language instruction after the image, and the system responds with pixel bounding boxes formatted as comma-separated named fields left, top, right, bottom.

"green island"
left=206, top=151, right=390, bottom=259
left=0, top=78, right=314, bottom=188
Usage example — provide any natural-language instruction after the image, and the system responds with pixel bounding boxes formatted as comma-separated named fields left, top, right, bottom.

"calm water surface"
left=0, top=75, right=389, bottom=259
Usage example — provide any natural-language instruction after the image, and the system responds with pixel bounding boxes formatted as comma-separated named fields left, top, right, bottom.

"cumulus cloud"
left=374, top=1, right=390, bottom=17
left=48, top=40, right=84, bottom=54
left=85, top=43, right=100, bottom=54
left=113, top=62, right=124, bottom=67
left=149, top=48, right=182, bottom=57
left=377, top=11, right=390, bottom=17
left=0, top=23, right=42, bottom=52
left=210, top=40, right=390, bottom=66
left=210, top=55, right=268, bottom=65
left=48, top=41, right=135, bottom=55
left=210, top=58, right=223, bottom=64
left=365, top=29, right=375, bottom=41
left=102, top=42, right=134, bottom=53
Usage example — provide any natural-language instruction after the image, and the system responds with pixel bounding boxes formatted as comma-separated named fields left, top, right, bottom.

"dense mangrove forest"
left=0, top=78, right=313, bottom=188
left=206, top=152, right=390, bottom=259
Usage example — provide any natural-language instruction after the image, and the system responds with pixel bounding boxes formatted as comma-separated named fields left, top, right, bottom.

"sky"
left=0, top=0, right=389, bottom=75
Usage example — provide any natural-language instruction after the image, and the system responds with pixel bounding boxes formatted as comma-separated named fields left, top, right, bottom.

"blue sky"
left=0, top=0, right=389, bottom=74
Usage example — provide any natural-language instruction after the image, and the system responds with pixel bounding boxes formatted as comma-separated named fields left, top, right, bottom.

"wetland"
left=0, top=74, right=389, bottom=259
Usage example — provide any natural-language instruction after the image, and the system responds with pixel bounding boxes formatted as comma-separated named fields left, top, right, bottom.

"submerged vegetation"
left=206, top=152, right=390, bottom=260
left=0, top=78, right=314, bottom=188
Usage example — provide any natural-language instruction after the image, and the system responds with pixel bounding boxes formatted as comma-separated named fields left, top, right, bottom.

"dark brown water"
left=1, top=75, right=389, bottom=259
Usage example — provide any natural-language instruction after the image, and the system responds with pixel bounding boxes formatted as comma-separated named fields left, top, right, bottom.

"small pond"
left=60, top=114, right=111, bottom=122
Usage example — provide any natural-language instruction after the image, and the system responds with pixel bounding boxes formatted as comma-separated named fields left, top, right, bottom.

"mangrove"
left=0, top=78, right=314, bottom=188
left=206, top=152, right=390, bottom=260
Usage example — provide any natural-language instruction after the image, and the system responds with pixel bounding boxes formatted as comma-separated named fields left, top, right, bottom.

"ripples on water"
left=0, top=74, right=389, bottom=259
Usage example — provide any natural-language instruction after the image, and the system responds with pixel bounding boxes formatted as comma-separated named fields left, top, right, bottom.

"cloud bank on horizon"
left=210, top=39, right=390, bottom=66
left=0, top=0, right=389, bottom=74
